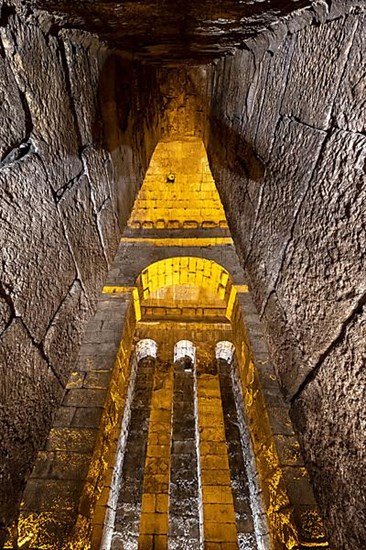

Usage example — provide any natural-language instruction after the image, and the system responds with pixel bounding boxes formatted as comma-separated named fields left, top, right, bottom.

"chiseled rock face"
left=0, top=4, right=160, bottom=537
left=43, top=280, right=90, bottom=386
left=0, top=320, right=64, bottom=527
left=291, top=306, right=366, bottom=550
left=0, top=154, right=77, bottom=343
left=1, top=14, right=83, bottom=192
left=206, top=6, right=366, bottom=548
left=0, top=296, right=11, bottom=335
left=0, top=52, right=27, bottom=161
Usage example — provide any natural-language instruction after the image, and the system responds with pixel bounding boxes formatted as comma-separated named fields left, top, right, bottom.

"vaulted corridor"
left=0, top=2, right=365, bottom=549
left=14, top=139, right=327, bottom=549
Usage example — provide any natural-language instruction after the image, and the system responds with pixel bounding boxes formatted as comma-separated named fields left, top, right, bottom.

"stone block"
left=266, top=406, right=294, bottom=437
left=253, top=36, right=296, bottom=161
left=282, top=466, right=317, bottom=509
left=0, top=155, right=76, bottom=341
left=201, top=470, right=232, bottom=487
left=71, top=407, right=104, bottom=428
left=22, top=479, right=84, bottom=513
left=276, top=129, right=366, bottom=396
left=58, top=175, right=107, bottom=304
left=77, top=353, right=117, bottom=372
left=0, top=320, right=63, bottom=525
left=332, top=16, right=366, bottom=132
left=204, top=521, right=237, bottom=543
left=63, top=388, right=106, bottom=408
left=83, top=370, right=111, bottom=389
left=139, top=512, right=168, bottom=535
left=273, top=435, right=303, bottom=468
left=291, top=306, right=366, bottom=548
left=204, top=503, right=236, bottom=524
left=0, top=295, right=11, bottom=336
left=46, top=427, right=97, bottom=454
left=2, top=15, right=82, bottom=191
left=247, top=117, right=326, bottom=310
left=0, top=54, right=26, bottom=160
left=201, top=454, right=230, bottom=471
left=47, top=451, right=90, bottom=481
left=45, top=281, right=91, bottom=385
left=281, top=16, right=358, bottom=129
left=52, top=405, right=76, bottom=427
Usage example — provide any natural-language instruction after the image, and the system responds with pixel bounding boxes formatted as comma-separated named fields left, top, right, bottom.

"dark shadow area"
left=21, top=0, right=312, bottom=63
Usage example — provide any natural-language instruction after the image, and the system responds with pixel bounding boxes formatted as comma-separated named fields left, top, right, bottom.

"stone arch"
left=135, top=338, right=158, bottom=361
left=173, top=340, right=196, bottom=364
left=215, top=340, right=235, bottom=364
left=133, top=256, right=238, bottom=322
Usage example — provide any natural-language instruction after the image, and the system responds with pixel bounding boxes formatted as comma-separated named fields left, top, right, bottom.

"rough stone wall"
left=0, top=2, right=160, bottom=539
left=205, top=5, right=366, bottom=549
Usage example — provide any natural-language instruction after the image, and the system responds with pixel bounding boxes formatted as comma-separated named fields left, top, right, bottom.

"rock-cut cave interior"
left=0, top=1, right=365, bottom=549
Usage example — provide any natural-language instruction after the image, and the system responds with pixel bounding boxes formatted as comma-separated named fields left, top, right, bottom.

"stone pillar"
left=195, top=352, right=238, bottom=547
left=169, top=343, right=200, bottom=548
left=216, top=342, right=258, bottom=549
left=110, top=344, right=157, bottom=550
left=138, top=359, right=174, bottom=549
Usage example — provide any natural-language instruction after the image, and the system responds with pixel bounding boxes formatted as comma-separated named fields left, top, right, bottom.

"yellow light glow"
left=197, top=374, right=238, bottom=545
left=134, top=257, right=237, bottom=323
left=66, top=302, right=138, bottom=549
left=120, top=237, right=233, bottom=247
left=235, top=284, right=249, bottom=293
left=139, top=362, right=173, bottom=547
left=127, top=139, right=228, bottom=229
left=102, top=286, right=133, bottom=294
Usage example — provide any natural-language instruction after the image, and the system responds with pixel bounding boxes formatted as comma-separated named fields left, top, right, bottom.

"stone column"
left=111, top=340, right=158, bottom=550
left=169, top=341, right=200, bottom=548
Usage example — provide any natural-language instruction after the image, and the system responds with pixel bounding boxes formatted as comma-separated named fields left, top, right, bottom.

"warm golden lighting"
left=135, top=257, right=236, bottom=321
left=127, top=139, right=228, bottom=229
left=197, top=375, right=238, bottom=544
left=16, top=129, right=328, bottom=550
left=138, top=362, right=173, bottom=548
left=120, top=236, right=233, bottom=246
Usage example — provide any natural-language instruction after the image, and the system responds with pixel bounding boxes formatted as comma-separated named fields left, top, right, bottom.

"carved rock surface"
left=0, top=154, right=76, bottom=343
left=291, top=305, right=366, bottom=550
left=0, top=5, right=160, bottom=535
left=0, top=55, right=26, bottom=162
left=22, top=0, right=314, bottom=62
left=58, top=174, right=108, bottom=306
left=1, top=14, right=83, bottom=191
left=0, top=1, right=365, bottom=549
left=206, top=10, right=366, bottom=548
left=43, top=280, right=90, bottom=386
left=0, top=295, right=11, bottom=335
left=0, top=320, right=64, bottom=527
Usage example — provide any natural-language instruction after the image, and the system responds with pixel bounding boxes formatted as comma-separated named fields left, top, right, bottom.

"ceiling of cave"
left=23, top=0, right=314, bottom=62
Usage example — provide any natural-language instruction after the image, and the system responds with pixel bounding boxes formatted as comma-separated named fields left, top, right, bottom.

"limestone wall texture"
left=0, top=2, right=160, bottom=539
left=205, top=4, right=366, bottom=548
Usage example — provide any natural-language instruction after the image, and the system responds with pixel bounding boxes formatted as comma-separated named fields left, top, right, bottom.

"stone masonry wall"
left=205, top=4, right=366, bottom=548
left=0, top=2, right=160, bottom=540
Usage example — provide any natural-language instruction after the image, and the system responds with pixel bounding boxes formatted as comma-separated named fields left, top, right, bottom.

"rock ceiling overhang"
left=20, top=0, right=316, bottom=62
